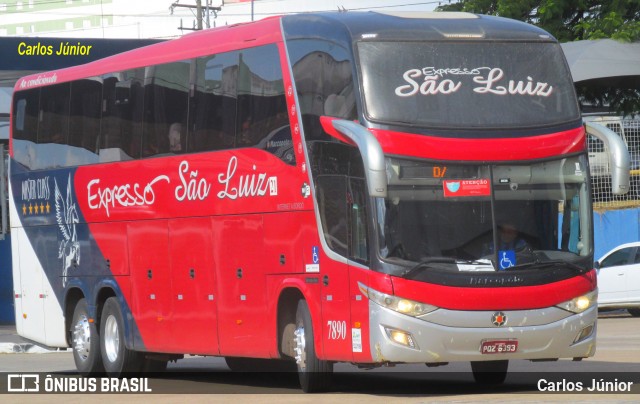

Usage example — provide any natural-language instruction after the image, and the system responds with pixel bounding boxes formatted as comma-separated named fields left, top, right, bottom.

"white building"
left=0, top=0, right=439, bottom=39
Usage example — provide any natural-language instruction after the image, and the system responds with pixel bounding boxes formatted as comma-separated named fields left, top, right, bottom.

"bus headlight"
left=358, top=282, right=438, bottom=317
left=555, top=290, right=597, bottom=314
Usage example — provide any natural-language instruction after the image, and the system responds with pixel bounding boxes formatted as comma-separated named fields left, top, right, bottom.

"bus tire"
left=471, top=360, right=508, bottom=384
left=294, top=300, right=333, bottom=392
left=71, top=298, right=104, bottom=375
left=100, top=297, right=143, bottom=376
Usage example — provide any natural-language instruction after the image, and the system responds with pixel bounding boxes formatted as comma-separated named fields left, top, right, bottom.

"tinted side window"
left=190, top=52, right=239, bottom=153
left=316, top=175, right=348, bottom=257
left=309, top=141, right=365, bottom=178
left=12, top=89, right=39, bottom=169
left=143, top=61, right=189, bottom=157
left=601, top=247, right=634, bottom=268
left=100, top=69, right=144, bottom=162
left=349, top=178, right=368, bottom=263
left=39, top=83, right=70, bottom=145
left=69, top=78, right=101, bottom=165
left=288, top=39, right=355, bottom=141
left=13, top=89, right=39, bottom=143
left=236, top=45, right=294, bottom=165
left=316, top=175, right=369, bottom=263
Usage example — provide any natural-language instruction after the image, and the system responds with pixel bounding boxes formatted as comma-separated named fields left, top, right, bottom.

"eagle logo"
left=55, top=174, right=80, bottom=287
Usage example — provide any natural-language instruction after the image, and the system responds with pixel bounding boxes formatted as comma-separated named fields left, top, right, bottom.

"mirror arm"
left=585, top=121, right=630, bottom=195
left=329, top=119, right=388, bottom=198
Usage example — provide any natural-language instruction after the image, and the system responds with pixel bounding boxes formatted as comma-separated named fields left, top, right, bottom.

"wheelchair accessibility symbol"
left=312, top=246, right=319, bottom=264
left=499, top=250, right=516, bottom=270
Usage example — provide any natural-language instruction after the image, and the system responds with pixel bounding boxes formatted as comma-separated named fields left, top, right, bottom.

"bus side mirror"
left=585, top=121, right=630, bottom=195
left=320, top=117, right=387, bottom=198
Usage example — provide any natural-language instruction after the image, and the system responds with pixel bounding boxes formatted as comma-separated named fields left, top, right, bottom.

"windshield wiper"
left=509, top=259, right=586, bottom=273
left=402, top=257, right=457, bottom=279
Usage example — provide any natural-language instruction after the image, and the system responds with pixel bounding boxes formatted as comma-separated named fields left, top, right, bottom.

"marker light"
left=358, top=282, right=438, bottom=317
left=556, top=290, right=597, bottom=314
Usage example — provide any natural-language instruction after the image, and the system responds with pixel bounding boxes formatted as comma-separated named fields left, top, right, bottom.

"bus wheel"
left=294, top=300, right=333, bottom=392
left=628, top=308, right=640, bottom=317
left=470, top=360, right=508, bottom=384
left=100, top=297, right=143, bottom=376
left=71, top=298, right=104, bottom=375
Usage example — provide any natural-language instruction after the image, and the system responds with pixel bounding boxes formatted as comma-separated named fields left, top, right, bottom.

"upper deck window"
left=358, top=41, right=579, bottom=130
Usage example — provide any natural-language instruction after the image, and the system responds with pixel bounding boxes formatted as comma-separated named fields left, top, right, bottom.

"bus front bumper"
left=368, top=303, right=597, bottom=363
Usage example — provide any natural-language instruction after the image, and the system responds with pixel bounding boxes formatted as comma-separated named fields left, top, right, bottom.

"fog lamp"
left=383, top=326, right=418, bottom=350
left=573, top=323, right=595, bottom=344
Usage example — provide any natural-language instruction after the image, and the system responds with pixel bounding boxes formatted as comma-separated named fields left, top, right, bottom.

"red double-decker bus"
left=9, top=11, right=628, bottom=392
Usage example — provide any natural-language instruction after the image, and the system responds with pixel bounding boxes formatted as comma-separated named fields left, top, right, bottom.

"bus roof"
left=14, top=11, right=555, bottom=92
left=281, top=11, right=556, bottom=43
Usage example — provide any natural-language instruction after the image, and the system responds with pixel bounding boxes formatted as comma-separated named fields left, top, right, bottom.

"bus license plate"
left=480, top=340, right=518, bottom=354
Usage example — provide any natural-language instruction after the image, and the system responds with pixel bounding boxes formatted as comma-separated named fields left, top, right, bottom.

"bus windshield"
left=358, top=41, right=579, bottom=130
left=377, top=155, right=591, bottom=273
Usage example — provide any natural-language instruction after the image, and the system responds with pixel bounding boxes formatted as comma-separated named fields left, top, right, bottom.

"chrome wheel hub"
left=294, top=326, right=306, bottom=370
left=103, top=314, right=120, bottom=363
left=73, top=314, right=91, bottom=361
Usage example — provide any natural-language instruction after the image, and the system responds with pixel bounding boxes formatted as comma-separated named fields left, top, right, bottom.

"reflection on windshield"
left=377, top=156, right=591, bottom=273
left=359, top=41, right=579, bottom=129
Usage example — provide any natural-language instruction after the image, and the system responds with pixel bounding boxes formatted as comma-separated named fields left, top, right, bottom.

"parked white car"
left=595, top=242, right=640, bottom=316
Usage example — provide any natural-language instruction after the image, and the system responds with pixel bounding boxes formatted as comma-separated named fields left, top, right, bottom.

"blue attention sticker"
left=312, top=246, right=319, bottom=264
left=498, top=250, right=516, bottom=270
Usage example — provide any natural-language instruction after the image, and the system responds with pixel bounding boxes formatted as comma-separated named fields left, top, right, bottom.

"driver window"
left=316, top=175, right=348, bottom=257
left=349, top=178, right=368, bottom=264
left=316, top=175, right=369, bottom=263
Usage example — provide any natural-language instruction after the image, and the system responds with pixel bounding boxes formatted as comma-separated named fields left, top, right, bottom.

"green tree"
left=437, top=0, right=640, bottom=42
left=437, top=0, right=640, bottom=115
